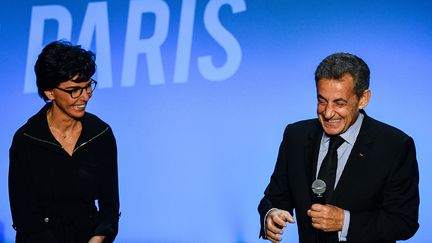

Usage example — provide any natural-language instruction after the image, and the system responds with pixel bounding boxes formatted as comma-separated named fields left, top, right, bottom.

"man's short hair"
left=315, top=53, right=370, bottom=97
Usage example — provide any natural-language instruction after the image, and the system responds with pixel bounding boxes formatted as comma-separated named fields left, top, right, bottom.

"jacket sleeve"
left=258, top=126, right=294, bottom=238
left=93, top=127, right=120, bottom=242
left=347, top=137, right=419, bottom=241
left=9, top=131, right=46, bottom=234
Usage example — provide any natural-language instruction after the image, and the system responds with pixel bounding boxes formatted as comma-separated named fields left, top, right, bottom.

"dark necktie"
left=317, top=135, right=345, bottom=203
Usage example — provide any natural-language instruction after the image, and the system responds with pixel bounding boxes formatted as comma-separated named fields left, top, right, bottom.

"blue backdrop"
left=1, top=1, right=431, bottom=242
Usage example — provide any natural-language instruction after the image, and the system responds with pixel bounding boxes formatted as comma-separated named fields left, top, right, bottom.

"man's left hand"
left=307, top=204, right=344, bottom=232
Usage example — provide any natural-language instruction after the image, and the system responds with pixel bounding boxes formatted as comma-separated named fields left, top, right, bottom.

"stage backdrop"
left=1, top=1, right=431, bottom=242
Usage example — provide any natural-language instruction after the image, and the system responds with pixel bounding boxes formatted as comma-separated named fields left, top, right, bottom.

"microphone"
left=311, top=179, right=326, bottom=204
left=312, top=179, right=327, bottom=243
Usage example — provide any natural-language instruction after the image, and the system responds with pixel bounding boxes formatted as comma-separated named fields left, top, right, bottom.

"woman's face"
left=45, top=78, right=93, bottom=120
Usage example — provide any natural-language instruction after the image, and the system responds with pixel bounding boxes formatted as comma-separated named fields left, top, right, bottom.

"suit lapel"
left=331, top=113, right=375, bottom=203
left=304, top=121, right=323, bottom=199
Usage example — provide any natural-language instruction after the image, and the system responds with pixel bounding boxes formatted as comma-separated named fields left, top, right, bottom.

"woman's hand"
left=88, top=235, right=106, bottom=243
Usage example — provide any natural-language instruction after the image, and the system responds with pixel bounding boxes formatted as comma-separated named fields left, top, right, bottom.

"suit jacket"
left=258, top=112, right=419, bottom=243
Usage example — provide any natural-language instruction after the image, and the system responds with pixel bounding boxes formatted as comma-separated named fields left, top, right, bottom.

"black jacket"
left=9, top=103, right=120, bottom=243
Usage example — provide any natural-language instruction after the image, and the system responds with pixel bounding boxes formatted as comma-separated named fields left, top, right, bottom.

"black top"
left=9, top=103, right=120, bottom=243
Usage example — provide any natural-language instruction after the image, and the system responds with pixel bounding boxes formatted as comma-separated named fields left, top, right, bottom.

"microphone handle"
left=313, top=194, right=325, bottom=204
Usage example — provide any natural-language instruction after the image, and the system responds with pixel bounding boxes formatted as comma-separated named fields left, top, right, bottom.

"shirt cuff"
left=263, top=208, right=277, bottom=239
left=338, top=210, right=350, bottom=241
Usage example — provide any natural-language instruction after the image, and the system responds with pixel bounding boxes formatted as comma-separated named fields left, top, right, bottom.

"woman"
left=9, top=40, right=120, bottom=243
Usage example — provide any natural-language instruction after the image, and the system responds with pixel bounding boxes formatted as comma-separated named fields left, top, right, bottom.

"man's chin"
left=323, top=127, right=343, bottom=136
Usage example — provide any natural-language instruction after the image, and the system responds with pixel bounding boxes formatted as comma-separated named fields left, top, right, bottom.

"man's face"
left=316, top=74, right=370, bottom=136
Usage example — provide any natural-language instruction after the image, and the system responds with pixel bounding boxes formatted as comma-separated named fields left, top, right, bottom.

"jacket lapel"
left=304, top=121, right=323, bottom=199
left=331, top=112, right=375, bottom=203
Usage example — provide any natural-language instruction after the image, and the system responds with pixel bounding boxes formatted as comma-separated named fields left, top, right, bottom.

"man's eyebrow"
left=317, top=94, right=326, bottom=100
left=317, top=95, right=347, bottom=103
left=334, top=98, right=348, bottom=103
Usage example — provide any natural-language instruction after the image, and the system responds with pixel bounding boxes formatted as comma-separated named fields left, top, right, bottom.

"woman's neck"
left=46, top=105, right=81, bottom=139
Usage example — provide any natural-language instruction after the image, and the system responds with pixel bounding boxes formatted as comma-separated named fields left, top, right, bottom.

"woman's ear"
left=44, top=90, right=55, bottom=100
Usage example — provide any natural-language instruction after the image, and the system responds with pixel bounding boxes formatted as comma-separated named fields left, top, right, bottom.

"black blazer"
left=258, top=112, right=419, bottom=242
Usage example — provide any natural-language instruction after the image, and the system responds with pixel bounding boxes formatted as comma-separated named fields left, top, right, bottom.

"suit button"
left=44, top=217, right=49, bottom=223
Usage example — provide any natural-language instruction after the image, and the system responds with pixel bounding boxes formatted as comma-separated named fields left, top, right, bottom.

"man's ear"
left=358, top=89, right=371, bottom=109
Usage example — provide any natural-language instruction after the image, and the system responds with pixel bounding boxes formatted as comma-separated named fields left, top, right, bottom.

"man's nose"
left=323, top=104, right=334, bottom=118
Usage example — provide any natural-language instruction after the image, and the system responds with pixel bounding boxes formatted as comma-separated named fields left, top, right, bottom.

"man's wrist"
left=339, top=210, right=350, bottom=241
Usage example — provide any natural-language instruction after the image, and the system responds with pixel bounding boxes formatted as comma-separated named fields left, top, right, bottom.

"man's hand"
left=265, top=208, right=295, bottom=243
left=307, top=204, right=344, bottom=232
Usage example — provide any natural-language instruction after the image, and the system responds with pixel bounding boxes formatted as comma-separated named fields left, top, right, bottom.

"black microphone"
left=311, top=179, right=326, bottom=204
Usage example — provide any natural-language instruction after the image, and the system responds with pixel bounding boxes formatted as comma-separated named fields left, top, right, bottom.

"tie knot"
left=329, top=136, right=345, bottom=151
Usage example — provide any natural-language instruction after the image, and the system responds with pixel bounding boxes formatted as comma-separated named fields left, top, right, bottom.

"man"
left=258, top=53, right=419, bottom=242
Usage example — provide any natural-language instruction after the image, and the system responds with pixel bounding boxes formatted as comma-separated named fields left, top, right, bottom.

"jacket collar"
left=22, top=102, right=108, bottom=145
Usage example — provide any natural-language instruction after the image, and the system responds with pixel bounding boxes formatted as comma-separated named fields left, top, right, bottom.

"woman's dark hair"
left=315, top=53, right=370, bottom=97
left=35, top=40, right=96, bottom=101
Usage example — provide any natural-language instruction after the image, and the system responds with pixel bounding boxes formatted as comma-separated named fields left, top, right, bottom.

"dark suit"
left=258, top=112, right=419, bottom=242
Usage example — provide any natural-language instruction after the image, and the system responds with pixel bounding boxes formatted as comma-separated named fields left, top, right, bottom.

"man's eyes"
left=335, top=101, right=347, bottom=107
left=317, top=100, right=346, bottom=107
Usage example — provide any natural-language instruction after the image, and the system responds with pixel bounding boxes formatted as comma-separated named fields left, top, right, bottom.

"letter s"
left=198, top=0, right=246, bottom=81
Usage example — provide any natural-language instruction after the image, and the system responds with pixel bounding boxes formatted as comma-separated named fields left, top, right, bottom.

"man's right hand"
left=265, top=208, right=295, bottom=242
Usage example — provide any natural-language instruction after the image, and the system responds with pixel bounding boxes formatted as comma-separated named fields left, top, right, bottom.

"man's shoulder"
left=365, top=115, right=410, bottom=136
left=286, top=118, right=320, bottom=130
left=283, top=118, right=321, bottom=138
left=363, top=115, right=412, bottom=142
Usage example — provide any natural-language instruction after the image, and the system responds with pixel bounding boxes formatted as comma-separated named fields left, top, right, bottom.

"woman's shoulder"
left=83, top=112, right=109, bottom=127
left=12, top=105, right=48, bottom=140
left=82, top=112, right=115, bottom=138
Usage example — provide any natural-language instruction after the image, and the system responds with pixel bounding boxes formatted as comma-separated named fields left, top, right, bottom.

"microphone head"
left=311, top=179, right=326, bottom=197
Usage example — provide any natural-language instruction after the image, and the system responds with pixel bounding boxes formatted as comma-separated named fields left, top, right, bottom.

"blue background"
left=0, top=1, right=431, bottom=242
